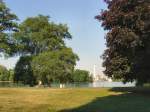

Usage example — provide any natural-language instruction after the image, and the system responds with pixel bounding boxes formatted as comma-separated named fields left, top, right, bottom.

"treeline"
left=0, top=65, right=14, bottom=81
left=0, top=64, right=92, bottom=85
left=0, top=1, right=92, bottom=86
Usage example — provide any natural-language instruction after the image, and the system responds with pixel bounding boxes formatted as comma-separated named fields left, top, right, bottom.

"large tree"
left=14, top=15, right=78, bottom=85
left=0, top=1, right=18, bottom=55
left=96, top=0, right=150, bottom=85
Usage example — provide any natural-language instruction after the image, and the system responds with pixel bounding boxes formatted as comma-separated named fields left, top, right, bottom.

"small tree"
left=8, top=69, right=14, bottom=81
left=72, top=69, right=92, bottom=83
left=0, top=65, right=9, bottom=81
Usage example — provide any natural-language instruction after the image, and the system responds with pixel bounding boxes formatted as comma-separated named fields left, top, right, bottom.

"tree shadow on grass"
left=59, top=87, right=150, bottom=112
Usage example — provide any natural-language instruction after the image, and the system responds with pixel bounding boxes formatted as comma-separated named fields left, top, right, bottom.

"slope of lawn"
left=0, top=87, right=150, bottom=112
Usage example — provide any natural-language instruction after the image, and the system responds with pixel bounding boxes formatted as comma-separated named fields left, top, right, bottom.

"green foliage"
left=32, top=48, right=79, bottom=84
left=0, top=65, right=14, bottom=81
left=0, top=65, right=9, bottom=81
left=0, top=1, right=18, bottom=55
left=72, top=69, right=92, bottom=82
left=96, top=0, right=150, bottom=85
left=14, top=15, right=71, bottom=55
left=14, top=56, right=36, bottom=86
left=8, top=69, right=14, bottom=81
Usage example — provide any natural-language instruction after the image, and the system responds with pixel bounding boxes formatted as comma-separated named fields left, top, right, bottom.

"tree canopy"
left=96, top=0, right=150, bottom=85
left=0, top=1, right=18, bottom=55
left=14, top=15, right=71, bottom=55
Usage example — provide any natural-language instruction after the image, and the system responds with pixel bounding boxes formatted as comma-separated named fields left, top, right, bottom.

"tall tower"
left=93, top=65, right=98, bottom=81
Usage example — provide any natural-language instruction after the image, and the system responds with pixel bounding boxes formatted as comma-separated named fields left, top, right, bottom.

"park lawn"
left=0, top=88, right=150, bottom=112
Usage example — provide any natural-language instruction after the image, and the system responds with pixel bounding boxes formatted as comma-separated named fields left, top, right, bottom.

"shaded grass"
left=0, top=87, right=150, bottom=112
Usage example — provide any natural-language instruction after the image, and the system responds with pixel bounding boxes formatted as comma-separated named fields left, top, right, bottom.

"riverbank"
left=0, top=87, right=150, bottom=112
left=0, top=81, right=135, bottom=88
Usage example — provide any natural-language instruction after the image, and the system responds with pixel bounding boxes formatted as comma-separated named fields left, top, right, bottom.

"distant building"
left=93, top=65, right=99, bottom=81
left=92, top=65, right=112, bottom=82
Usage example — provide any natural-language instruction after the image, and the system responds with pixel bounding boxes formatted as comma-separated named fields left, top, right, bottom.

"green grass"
left=0, top=87, right=150, bottom=112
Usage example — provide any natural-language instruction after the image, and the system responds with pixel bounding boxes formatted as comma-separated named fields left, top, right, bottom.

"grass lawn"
left=0, top=87, right=150, bottom=112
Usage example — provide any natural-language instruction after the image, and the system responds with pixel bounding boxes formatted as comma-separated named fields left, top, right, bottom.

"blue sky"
left=0, top=0, right=107, bottom=74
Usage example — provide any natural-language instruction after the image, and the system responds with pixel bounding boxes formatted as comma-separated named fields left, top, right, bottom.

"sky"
left=0, top=0, right=107, bottom=74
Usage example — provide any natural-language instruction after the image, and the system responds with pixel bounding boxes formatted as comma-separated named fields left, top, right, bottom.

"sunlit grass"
left=0, top=88, right=150, bottom=112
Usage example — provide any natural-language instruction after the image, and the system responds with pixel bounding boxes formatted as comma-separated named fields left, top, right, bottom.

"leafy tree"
left=31, top=48, right=79, bottom=85
left=14, top=15, right=71, bottom=55
left=96, top=0, right=150, bottom=85
left=8, top=69, right=14, bottom=81
left=14, top=15, right=78, bottom=86
left=0, top=0, right=18, bottom=55
left=14, top=56, right=36, bottom=86
left=72, top=69, right=92, bottom=83
left=0, top=65, right=9, bottom=81
left=0, top=65, right=14, bottom=81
